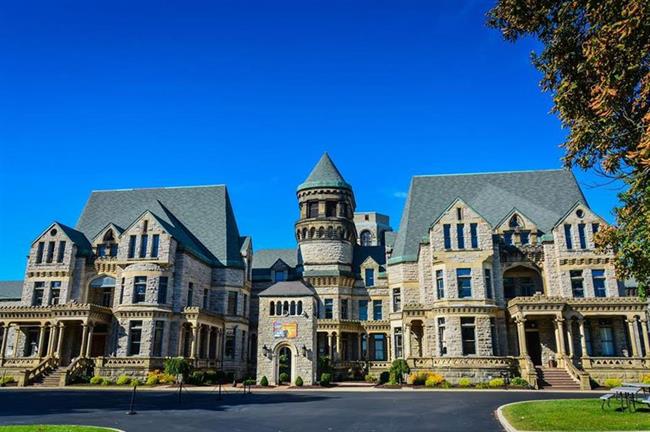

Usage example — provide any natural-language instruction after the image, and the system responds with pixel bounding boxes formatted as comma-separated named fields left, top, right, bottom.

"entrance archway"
left=275, top=345, right=294, bottom=385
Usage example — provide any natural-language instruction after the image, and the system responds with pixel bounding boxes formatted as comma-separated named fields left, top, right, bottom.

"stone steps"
left=31, top=367, right=64, bottom=387
left=536, top=367, right=581, bottom=390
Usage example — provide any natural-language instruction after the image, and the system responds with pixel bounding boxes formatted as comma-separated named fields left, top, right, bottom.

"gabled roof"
left=76, top=185, right=245, bottom=267
left=353, top=245, right=386, bottom=272
left=0, top=281, right=22, bottom=300
left=384, top=231, right=397, bottom=248
left=390, top=169, right=587, bottom=264
left=297, top=153, right=351, bottom=191
left=252, top=248, right=299, bottom=269
left=258, top=280, right=315, bottom=297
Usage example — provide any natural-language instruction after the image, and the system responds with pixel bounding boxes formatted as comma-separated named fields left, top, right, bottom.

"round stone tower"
left=295, top=153, right=356, bottom=275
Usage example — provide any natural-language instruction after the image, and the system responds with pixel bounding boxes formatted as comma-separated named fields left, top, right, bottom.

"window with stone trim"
left=365, top=268, right=374, bottom=287
left=392, top=288, right=401, bottom=312
left=33, top=282, right=45, bottom=306
left=436, top=270, right=445, bottom=299
left=578, top=223, right=587, bottom=249
left=324, top=298, right=333, bottom=319
left=158, top=276, right=168, bottom=304
left=56, top=241, right=66, bottom=263
left=484, top=269, right=493, bottom=300
left=128, top=235, right=136, bottom=258
left=325, top=201, right=337, bottom=217
left=470, top=223, right=478, bottom=248
left=203, top=288, right=209, bottom=309
left=358, top=300, right=368, bottom=320
left=139, top=235, right=148, bottom=258
left=128, top=320, right=143, bottom=356
left=372, top=299, right=382, bottom=320
left=592, top=269, right=607, bottom=297
left=457, top=268, right=472, bottom=298
left=187, top=282, right=194, bottom=307
left=269, top=301, right=275, bottom=316
left=340, top=299, right=348, bottom=319
left=437, top=317, right=447, bottom=355
left=46, top=241, right=55, bottom=263
left=50, top=281, right=61, bottom=305
left=570, top=270, right=584, bottom=298
left=564, top=224, right=573, bottom=250
left=307, top=201, right=319, bottom=218
left=461, top=317, right=476, bottom=355
left=151, top=234, right=160, bottom=258
left=225, top=333, right=235, bottom=359
left=360, top=230, right=372, bottom=246
left=520, top=231, right=530, bottom=245
left=153, top=321, right=164, bottom=357
left=227, top=291, right=238, bottom=315
left=504, top=232, right=513, bottom=245
left=36, top=242, right=45, bottom=264
left=457, top=224, right=465, bottom=249
left=394, top=327, right=403, bottom=358
left=133, top=277, right=147, bottom=303
left=443, top=224, right=451, bottom=249
left=490, top=317, right=498, bottom=356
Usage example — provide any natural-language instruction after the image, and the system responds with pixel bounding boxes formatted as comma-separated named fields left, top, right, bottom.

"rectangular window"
left=227, top=291, right=238, bottom=315
left=133, top=276, right=147, bottom=303
left=187, top=283, right=194, bottom=307
left=437, top=317, right=446, bottom=355
left=373, top=334, right=386, bottom=361
left=365, top=268, right=374, bottom=287
left=570, top=270, right=584, bottom=298
left=119, top=278, right=125, bottom=304
left=592, top=269, right=607, bottom=297
left=470, top=223, right=478, bottom=248
left=36, top=242, right=44, bottom=264
left=520, top=232, right=530, bottom=245
left=372, top=299, right=382, bottom=320
left=592, top=223, right=600, bottom=234
left=443, top=224, right=451, bottom=249
left=151, top=234, right=160, bottom=258
left=274, top=270, right=286, bottom=282
left=461, top=317, right=476, bottom=355
left=97, top=244, right=106, bottom=257
left=490, top=317, right=498, bottom=356
left=128, top=320, right=142, bottom=356
left=600, top=323, right=615, bottom=356
left=50, top=281, right=61, bottom=305
left=578, top=223, right=587, bottom=249
left=324, top=298, right=333, bottom=319
left=358, top=300, right=368, bottom=321
left=564, top=224, right=573, bottom=250
left=503, top=277, right=515, bottom=299
left=456, top=207, right=463, bottom=221
left=436, top=270, right=445, bottom=299
left=101, top=287, right=112, bottom=307
left=504, top=232, right=513, bottom=245
left=153, top=321, right=164, bottom=357
left=457, top=268, right=472, bottom=298
left=325, top=201, right=337, bottom=217
left=243, top=294, right=248, bottom=316
left=203, top=288, right=209, bottom=309
left=128, top=235, right=136, bottom=258
left=484, top=268, right=493, bottom=299
left=56, top=241, right=66, bottom=263
left=139, top=235, right=148, bottom=258
left=33, top=282, right=44, bottom=306
left=110, top=244, right=118, bottom=257
left=158, top=276, right=168, bottom=304
left=225, top=334, right=235, bottom=358
left=457, top=224, right=465, bottom=249
left=46, top=241, right=55, bottom=263
left=393, top=288, right=401, bottom=312
left=307, top=201, right=319, bottom=218
left=341, top=299, right=349, bottom=319
left=394, top=328, right=403, bottom=358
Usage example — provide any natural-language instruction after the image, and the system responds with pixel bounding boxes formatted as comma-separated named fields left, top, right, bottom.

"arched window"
left=276, top=302, right=282, bottom=315
left=327, top=226, right=334, bottom=238
left=269, top=301, right=275, bottom=316
left=318, top=227, right=325, bottom=238
left=302, top=228, right=308, bottom=239
left=283, top=301, right=289, bottom=315
left=360, top=230, right=372, bottom=246
left=509, top=214, right=520, bottom=228
left=309, top=228, right=315, bottom=239
left=290, top=301, right=296, bottom=315
left=297, top=301, right=303, bottom=315
left=103, top=229, right=115, bottom=242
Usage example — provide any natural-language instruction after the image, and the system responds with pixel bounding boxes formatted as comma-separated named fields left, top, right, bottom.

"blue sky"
left=0, top=0, right=623, bottom=280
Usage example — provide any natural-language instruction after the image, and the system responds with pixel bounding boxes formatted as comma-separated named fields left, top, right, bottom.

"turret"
left=295, top=153, right=356, bottom=275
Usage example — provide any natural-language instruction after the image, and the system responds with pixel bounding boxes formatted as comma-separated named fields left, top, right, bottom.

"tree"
left=488, top=0, right=649, bottom=295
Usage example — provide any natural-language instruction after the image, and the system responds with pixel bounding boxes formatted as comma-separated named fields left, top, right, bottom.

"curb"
left=495, top=402, right=521, bottom=432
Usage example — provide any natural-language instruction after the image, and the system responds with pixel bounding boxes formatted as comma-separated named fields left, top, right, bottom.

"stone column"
left=177, top=324, right=185, bottom=357
left=566, top=320, right=575, bottom=360
left=191, top=324, right=200, bottom=359
left=554, top=317, right=567, bottom=365
left=0, top=324, right=9, bottom=361
left=627, top=318, right=641, bottom=357
left=80, top=323, right=89, bottom=358
left=46, top=325, right=55, bottom=356
left=328, top=333, right=334, bottom=357
left=578, top=319, right=588, bottom=357
left=56, top=323, right=65, bottom=358
left=404, top=323, right=411, bottom=358
left=13, top=325, right=21, bottom=358
left=207, top=326, right=213, bottom=360
left=515, top=318, right=527, bottom=358
left=86, top=325, right=94, bottom=358
left=37, top=324, right=47, bottom=357
left=357, top=332, right=362, bottom=360
left=640, top=319, right=650, bottom=359
left=336, top=333, right=342, bottom=361
left=386, top=332, right=392, bottom=361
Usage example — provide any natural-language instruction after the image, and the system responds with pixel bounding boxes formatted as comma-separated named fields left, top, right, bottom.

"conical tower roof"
left=297, top=152, right=351, bottom=191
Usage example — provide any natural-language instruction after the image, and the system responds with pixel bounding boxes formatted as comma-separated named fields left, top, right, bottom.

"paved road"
left=0, top=388, right=591, bottom=431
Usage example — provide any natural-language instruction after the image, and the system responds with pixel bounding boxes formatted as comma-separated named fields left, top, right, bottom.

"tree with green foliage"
left=389, top=359, right=410, bottom=384
left=488, top=0, right=649, bottom=296
left=163, top=357, right=192, bottom=382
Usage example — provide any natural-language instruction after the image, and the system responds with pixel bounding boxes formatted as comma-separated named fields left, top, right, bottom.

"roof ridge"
left=413, top=168, right=567, bottom=178
left=90, top=184, right=227, bottom=193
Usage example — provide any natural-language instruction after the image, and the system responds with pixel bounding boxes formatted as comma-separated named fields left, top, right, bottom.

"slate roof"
left=390, top=169, right=587, bottom=264
left=252, top=248, right=299, bottom=269
left=297, top=153, right=351, bottom=191
left=384, top=231, right=397, bottom=249
left=258, top=280, right=315, bottom=297
left=58, top=223, right=94, bottom=257
left=353, top=245, right=386, bottom=273
left=76, top=185, right=244, bottom=267
left=0, top=281, right=22, bottom=300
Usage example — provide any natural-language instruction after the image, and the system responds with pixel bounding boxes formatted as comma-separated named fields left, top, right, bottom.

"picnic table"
left=623, top=382, right=650, bottom=394
left=611, top=386, right=642, bottom=411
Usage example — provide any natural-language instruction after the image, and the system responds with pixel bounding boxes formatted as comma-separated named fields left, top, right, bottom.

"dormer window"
left=274, top=270, right=286, bottom=282
left=103, top=230, right=115, bottom=242
left=360, top=230, right=372, bottom=246
left=509, top=214, right=520, bottom=228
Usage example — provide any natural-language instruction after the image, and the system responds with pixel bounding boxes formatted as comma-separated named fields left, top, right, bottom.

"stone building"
left=0, top=153, right=647, bottom=389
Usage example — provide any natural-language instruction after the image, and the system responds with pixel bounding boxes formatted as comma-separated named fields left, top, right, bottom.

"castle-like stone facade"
left=0, top=153, right=647, bottom=388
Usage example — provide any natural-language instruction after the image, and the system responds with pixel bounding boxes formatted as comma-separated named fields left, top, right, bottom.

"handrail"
left=62, top=357, right=94, bottom=386
left=22, top=356, right=58, bottom=386
left=564, top=360, right=591, bottom=390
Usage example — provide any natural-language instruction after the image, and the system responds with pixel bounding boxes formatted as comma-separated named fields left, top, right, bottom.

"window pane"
left=443, top=224, right=451, bottom=249
left=56, top=241, right=66, bottom=263
left=436, top=270, right=445, bottom=299
left=139, top=235, right=148, bottom=258
left=134, top=276, right=147, bottom=303
left=457, top=268, right=472, bottom=298
left=151, top=234, right=160, bottom=258
left=564, top=224, right=573, bottom=249
left=578, top=223, right=587, bottom=249
left=365, top=268, right=374, bottom=287
left=373, top=300, right=382, bottom=320
left=128, top=235, right=136, bottom=258
left=358, top=300, right=368, bottom=320
left=457, top=224, right=465, bottom=249
left=324, top=299, right=333, bottom=319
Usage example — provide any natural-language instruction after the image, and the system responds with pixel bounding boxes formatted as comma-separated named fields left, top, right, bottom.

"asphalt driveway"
left=0, top=388, right=591, bottom=431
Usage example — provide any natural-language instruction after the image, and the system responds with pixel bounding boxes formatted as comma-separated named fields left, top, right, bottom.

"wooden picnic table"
left=612, top=386, right=642, bottom=411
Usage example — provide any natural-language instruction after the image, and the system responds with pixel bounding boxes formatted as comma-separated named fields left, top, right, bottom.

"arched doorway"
left=503, top=265, right=543, bottom=300
left=89, top=275, right=116, bottom=307
left=275, top=345, right=293, bottom=385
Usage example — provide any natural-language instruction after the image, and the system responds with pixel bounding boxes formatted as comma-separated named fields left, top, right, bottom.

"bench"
left=600, top=393, right=614, bottom=409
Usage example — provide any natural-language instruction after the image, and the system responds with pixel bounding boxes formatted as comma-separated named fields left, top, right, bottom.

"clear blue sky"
left=0, top=0, right=623, bottom=280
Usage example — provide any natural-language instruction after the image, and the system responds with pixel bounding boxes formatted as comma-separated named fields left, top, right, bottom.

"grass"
left=0, top=426, right=114, bottom=432
left=502, top=399, right=650, bottom=431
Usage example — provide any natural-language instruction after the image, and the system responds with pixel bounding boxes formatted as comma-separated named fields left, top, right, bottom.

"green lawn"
left=502, top=399, right=650, bottom=431
left=0, top=426, right=114, bottom=432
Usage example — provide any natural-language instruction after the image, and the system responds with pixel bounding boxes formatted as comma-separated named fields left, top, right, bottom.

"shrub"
left=364, top=374, right=377, bottom=383
left=425, top=373, right=446, bottom=388
left=116, top=375, right=131, bottom=386
left=408, top=371, right=430, bottom=386
left=146, top=375, right=159, bottom=386
left=642, top=374, right=650, bottom=385
left=131, top=379, right=141, bottom=387
left=318, top=356, right=333, bottom=375
left=260, top=376, right=269, bottom=386
left=320, top=373, right=332, bottom=386
left=604, top=378, right=622, bottom=389
left=243, top=378, right=256, bottom=386
left=279, top=372, right=290, bottom=384
left=100, top=378, right=112, bottom=386
left=164, top=357, right=192, bottom=381
left=379, top=371, right=390, bottom=384
left=458, top=378, right=472, bottom=388
left=389, top=359, right=410, bottom=384
left=476, top=382, right=490, bottom=389
left=190, top=371, right=206, bottom=385
left=441, top=381, right=452, bottom=388
left=90, top=375, right=104, bottom=385
left=388, top=370, right=398, bottom=385
left=511, top=377, right=529, bottom=388
left=0, top=376, right=15, bottom=386
left=489, top=378, right=505, bottom=388
left=295, top=376, right=304, bottom=387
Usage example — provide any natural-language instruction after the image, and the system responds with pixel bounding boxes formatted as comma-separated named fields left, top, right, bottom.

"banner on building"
left=273, top=321, right=297, bottom=339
